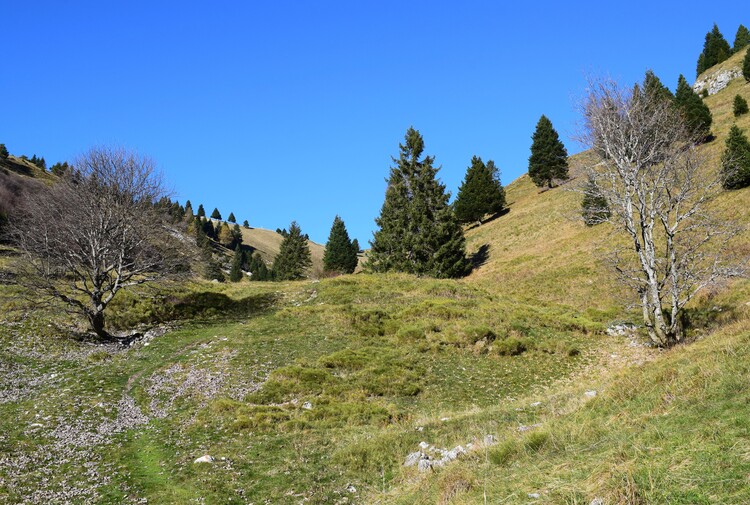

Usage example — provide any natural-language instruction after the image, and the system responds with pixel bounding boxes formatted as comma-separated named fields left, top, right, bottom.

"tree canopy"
left=733, top=24, right=750, bottom=53
left=323, top=215, right=358, bottom=274
left=528, top=115, right=569, bottom=188
left=369, top=127, right=470, bottom=278
left=696, top=23, right=732, bottom=76
left=453, top=156, right=506, bottom=224
left=674, top=74, right=712, bottom=140
left=272, top=221, right=312, bottom=280
left=211, top=207, right=222, bottom=220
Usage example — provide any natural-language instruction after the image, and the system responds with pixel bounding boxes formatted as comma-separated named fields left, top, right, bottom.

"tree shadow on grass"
left=170, top=291, right=280, bottom=322
left=469, top=244, right=490, bottom=271
left=464, top=208, right=511, bottom=231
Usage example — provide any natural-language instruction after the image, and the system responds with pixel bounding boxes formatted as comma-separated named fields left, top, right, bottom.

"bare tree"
left=579, top=78, right=744, bottom=347
left=7, top=147, right=191, bottom=340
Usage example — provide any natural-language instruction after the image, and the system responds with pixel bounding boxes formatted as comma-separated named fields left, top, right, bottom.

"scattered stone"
left=606, top=323, right=637, bottom=337
left=346, top=484, right=356, bottom=493
left=693, top=67, right=743, bottom=96
left=417, top=459, right=433, bottom=472
left=194, top=455, right=214, bottom=464
left=403, top=451, right=424, bottom=467
left=415, top=426, right=424, bottom=432
left=590, top=498, right=604, bottom=505
left=440, top=417, right=450, bottom=422
left=419, top=441, right=430, bottom=450
left=483, top=434, right=497, bottom=446
left=302, top=401, right=313, bottom=410
left=518, top=423, right=542, bottom=432
left=585, top=390, right=597, bottom=398
left=528, top=492, right=541, bottom=499
left=530, top=401, right=542, bottom=407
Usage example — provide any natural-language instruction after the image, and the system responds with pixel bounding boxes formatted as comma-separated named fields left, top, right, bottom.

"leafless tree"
left=578, top=78, right=744, bottom=347
left=6, top=147, right=191, bottom=340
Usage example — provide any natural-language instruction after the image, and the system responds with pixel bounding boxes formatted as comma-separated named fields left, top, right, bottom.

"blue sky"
left=3, top=1, right=747, bottom=244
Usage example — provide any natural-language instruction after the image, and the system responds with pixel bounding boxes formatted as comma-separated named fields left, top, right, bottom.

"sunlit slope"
left=238, top=225, right=326, bottom=272
left=464, top=49, right=750, bottom=315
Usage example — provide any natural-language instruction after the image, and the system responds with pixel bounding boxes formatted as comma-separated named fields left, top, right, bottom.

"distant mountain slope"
left=237, top=224, right=326, bottom=273
left=464, top=52, right=750, bottom=316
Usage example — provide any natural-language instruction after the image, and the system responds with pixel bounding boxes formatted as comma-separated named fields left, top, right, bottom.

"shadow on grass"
left=469, top=244, right=490, bottom=271
left=170, top=291, right=280, bottom=322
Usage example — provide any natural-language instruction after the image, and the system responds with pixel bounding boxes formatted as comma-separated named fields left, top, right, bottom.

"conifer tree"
left=243, top=219, right=250, bottom=228
left=721, top=125, right=750, bottom=189
left=734, top=24, right=750, bottom=53
left=674, top=74, right=713, bottom=140
left=643, top=70, right=674, bottom=103
left=735, top=95, right=749, bottom=117
left=183, top=200, right=194, bottom=219
left=528, top=115, right=569, bottom=188
left=581, top=174, right=610, bottom=226
left=323, top=215, right=358, bottom=274
left=351, top=238, right=360, bottom=254
left=229, top=245, right=244, bottom=282
left=218, top=222, right=234, bottom=247
left=211, top=207, right=222, bottom=220
left=453, top=156, right=506, bottom=224
left=0, top=144, right=8, bottom=160
left=697, top=24, right=732, bottom=76
left=228, top=212, right=236, bottom=223
left=272, top=221, right=312, bottom=280
left=202, top=218, right=215, bottom=239
left=248, top=253, right=271, bottom=281
left=744, top=48, right=750, bottom=82
left=369, top=127, right=470, bottom=278
left=197, top=204, right=206, bottom=217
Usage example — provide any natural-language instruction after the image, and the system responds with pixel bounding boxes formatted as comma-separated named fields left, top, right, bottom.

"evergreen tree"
left=0, top=144, right=8, bottom=159
left=674, top=74, right=713, bottom=140
left=197, top=204, right=206, bottom=217
left=744, top=48, right=750, bottom=82
left=351, top=238, right=360, bottom=254
left=697, top=24, right=732, bottom=76
left=528, top=115, right=569, bottom=188
left=183, top=200, right=194, bottom=220
left=735, top=95, right=749, bottom=117
left=721, top=125, right=750, bottom=189
left=272, top=221, right=312, bottom=280
left=218, top=222, right=234, bottom=246
left=242, top=219, right=250, bottom=228
left=49, top=161, right=70, bottom=176
left=369, top=127, right=470, bottom=278
left=229, top=245, right=244, bottom=282
left=248, top=253, right=271, bottom=281
left=231, top=224, right=243, bottom=248
left=211, top=207, right=222, bottom=220
left=228, top=212, right=236, bottom=223
left=453, top=156, right=506, bottom=224
left=643, top=70, right=674, bottom=103
left=734, top=24, right=750, bottom=53
left=323, top=215, right=358, bottom=274
left=581, top=174, right=610, bottom=226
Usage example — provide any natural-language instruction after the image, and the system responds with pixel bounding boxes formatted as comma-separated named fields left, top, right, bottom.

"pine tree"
left=202, top=218, right=215, bottom=239
left=453, top=156, right=506, bottom=224
left=50, top=161, right=70, bottom=176
left=0, top=144, right=8, bottom=160
left=197, top=204, right=206, bottom=218
left=735, top=95, right=749, bottom=117
left=229, top=245, right=244, bottom=282
left=272, top=221, right=312, bottom=280
left=734, top=24, right=750, bottom=53
left=242, top=220, right=250, bottom=228
left=248, top=253, right=271, bottom=281
left=211, top=207, right=222, bottom=220
left=323, top=215, right=358, bottom=274
left=369, top=127, right=470, bottom=278
left=228, top=212, right=236, bottom=223
left=674, top=74, right=713, bottom=140
left=581, top=174, right=610, bottom=226
left=643, top=70, right=674, bottom=103
left=528, top=115, right=569, bottom=188
left=744, top=48, right=750, bottom=82
left=721, top=125, right=750, bottom=189
left=697, top=24, right=732, bottom=76
left=351, top=238, right=360, bottom=254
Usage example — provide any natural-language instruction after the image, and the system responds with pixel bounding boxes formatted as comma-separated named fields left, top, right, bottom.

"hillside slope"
left=464, top=49, right=750, bottom=317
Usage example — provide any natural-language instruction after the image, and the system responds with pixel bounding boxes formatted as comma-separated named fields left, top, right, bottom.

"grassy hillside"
left=1, top=52, right=750, bottom=505
left=237, top=224, right=326, bottom=273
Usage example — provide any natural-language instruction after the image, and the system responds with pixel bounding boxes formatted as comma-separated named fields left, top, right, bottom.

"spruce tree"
left=369, top=127, right=470, bottom=278
left=243, top=219, right=250, bottom=228
left=248, top=253, right=271, bottom=281
left=734, top=24, right=750, bottom=53
left=581, top=174, right=610, bottom=226
left=231, top=223, right=243, bottom=247
left=211, top=207, right=222, bottom=220
left=351, top=238, right=360, bottom=254
left=721, top=125, right=750, bottom=189
left=674, top=74, right=713, bottom=140
left=643, top=70, right=674, bottom=102
left=744, top=48, right=750, bottom=82
left=735, top=95, right=749, bottom=117
left=528, top=115, right=569, bottom=188
left=323, top=215, right=358, bottom=274
left=228, top=212, right=236, bottom=223
left=272, top=221, right=312, bottom=280
left=0, top=144, right=8, bottom=160
left=184, top=200, right=194, bottom=219
left=697, top=24, right=732, bottom=76
left=197, top=204, right=206, bottom=217
left=229, top=245, right=244, bottom=282
left=453, top=156, right=506, bottom=224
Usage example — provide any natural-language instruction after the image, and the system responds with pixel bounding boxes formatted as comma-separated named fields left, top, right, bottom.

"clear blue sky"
left=3, top=1, right=747, bottom=244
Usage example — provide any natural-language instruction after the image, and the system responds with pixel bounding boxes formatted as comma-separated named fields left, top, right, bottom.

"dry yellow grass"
left=238, top=224, right=326, bottom=272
